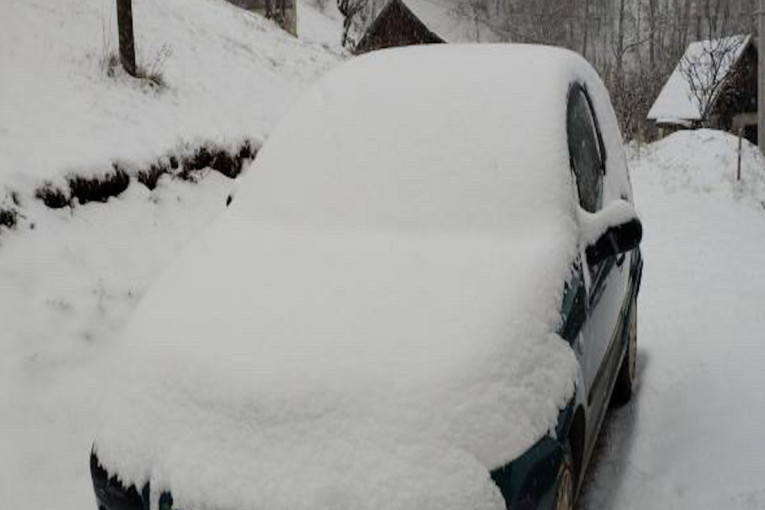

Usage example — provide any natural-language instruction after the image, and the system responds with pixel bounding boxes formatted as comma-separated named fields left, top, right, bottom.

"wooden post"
left=738, top=127, right=744, bottom=181
left=116, top=0, right=137, bottom=77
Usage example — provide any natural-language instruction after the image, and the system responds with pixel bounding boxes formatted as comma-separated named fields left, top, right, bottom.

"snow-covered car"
left=90, top=45, right=643, bottom=510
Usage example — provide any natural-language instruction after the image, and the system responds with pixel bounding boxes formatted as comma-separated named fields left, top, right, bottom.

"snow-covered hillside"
left=0, top=0, right=341, bottom=197
left=581, top=129, right=765, bottom=509
left=0, top=0, right=343, bottom=507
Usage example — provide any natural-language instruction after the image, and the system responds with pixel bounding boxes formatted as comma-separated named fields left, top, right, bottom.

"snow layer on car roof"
left=95, top=45, right=619, bottom=510
left=238, top=44, right=621, bottom=232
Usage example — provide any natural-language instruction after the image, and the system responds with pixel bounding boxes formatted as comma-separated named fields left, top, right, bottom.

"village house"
left=354, top=0, right=499, bottom=54
left=226, top=0, right=297, bottom=36
left=648, top=35, right=758, bottom=144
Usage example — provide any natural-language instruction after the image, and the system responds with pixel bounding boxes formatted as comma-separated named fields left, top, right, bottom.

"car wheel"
left=554, top=441, right=575, bottom=510
left=611, top=300, right=637, bottom=407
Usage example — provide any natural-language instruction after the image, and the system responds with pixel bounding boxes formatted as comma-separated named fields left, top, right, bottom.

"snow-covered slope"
left=0, top=0, right=343, bottom=507
left=582, top=129, right=765, bottom=509
left=0, top=0, right=340, bottom=194
left=297, top=0, right=346, bottom=50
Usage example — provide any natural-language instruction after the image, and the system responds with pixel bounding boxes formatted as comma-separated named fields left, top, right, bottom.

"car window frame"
left=566, top=83, right=612, bottom=303
left=566, top=84, right=606, bottom=212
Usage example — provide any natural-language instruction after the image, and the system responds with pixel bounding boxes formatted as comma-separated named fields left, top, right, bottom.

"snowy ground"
left=580, top=130, right=765, bottom=509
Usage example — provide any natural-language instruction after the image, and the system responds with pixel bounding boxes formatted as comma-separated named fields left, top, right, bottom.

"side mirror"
left=580, top=199, right=643, bottom=266
left=586, top=217, right=643, bottom=266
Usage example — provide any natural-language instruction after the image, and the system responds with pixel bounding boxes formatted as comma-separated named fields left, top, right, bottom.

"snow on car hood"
left=96, top=223, right=577, bottom=509
left=94, top=45, right=606, bottom=508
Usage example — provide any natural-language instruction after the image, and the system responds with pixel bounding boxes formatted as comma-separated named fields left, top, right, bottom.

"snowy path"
left=581, top=138, right=765, bottom=509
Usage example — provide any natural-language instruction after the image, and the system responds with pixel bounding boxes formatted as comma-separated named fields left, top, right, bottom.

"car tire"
left=554, top=441, right=575, bottom=510
left=611, top=300, right=637, bottom=407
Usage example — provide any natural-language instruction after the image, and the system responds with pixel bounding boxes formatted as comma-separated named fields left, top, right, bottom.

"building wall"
left=355, top=1, right=443, bottom=54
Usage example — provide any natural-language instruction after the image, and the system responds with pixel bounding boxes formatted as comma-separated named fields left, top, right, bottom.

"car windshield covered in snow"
left=235, top=46, right=579, bottom=233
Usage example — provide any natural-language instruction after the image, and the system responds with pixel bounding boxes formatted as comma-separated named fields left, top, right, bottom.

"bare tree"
left=679, top=35, right=744, bottom=123
left=116, top=0, right=136, bottom=76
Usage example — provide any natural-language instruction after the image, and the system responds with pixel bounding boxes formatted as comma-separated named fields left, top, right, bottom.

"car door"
left=566, top=85, right=630, bottom=439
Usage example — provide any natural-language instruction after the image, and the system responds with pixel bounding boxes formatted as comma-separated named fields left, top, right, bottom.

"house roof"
left=365, top=0, right=500, bottom=44
left=647, top=34, right=752, bottom=124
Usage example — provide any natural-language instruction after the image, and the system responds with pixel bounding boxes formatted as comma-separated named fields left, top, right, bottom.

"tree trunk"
left=648, top=0, right=656, bottom=68
left=116, top=0, right=136, bottom=77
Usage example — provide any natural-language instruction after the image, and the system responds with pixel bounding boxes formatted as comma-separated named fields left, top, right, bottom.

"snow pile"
left=95, top=223, right=577, bottom=508
left=0, top=0, right=340, bottom=194
left=630, top=129, right=765, bottom=204
left=94, top=46, right=629, bottom=508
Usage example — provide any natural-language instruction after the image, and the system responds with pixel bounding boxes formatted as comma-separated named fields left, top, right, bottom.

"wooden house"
left=648, top=35, right=758, bottom=143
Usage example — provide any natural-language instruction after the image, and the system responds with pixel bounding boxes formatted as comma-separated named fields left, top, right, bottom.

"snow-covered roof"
left=647, top=34, right=752, bottom=124
left=369, top=0, right=500, bottom=44
left=405, top=0, right=499, bottom=43
left=94, top=45, right=629, bottom=510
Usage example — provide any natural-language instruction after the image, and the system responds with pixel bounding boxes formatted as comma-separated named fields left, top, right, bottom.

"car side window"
left=567, top=87, right=604, bottom=214
left=567, top=86, right=610, bottom=287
